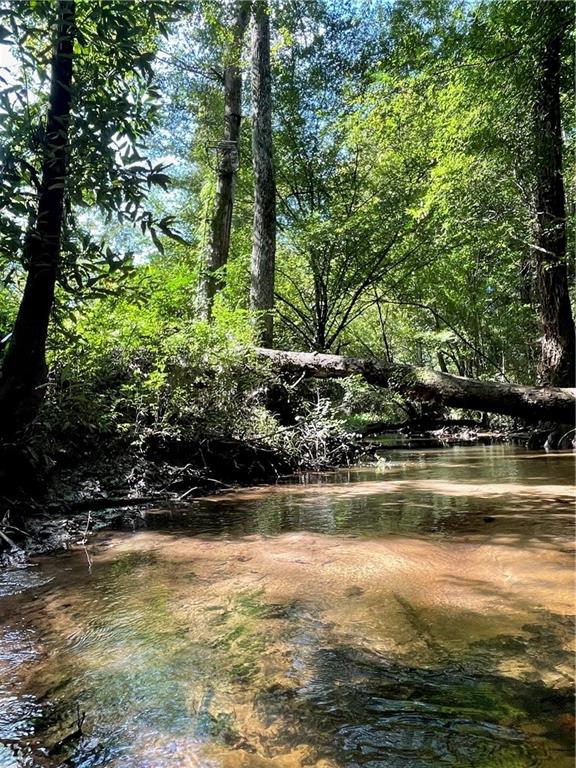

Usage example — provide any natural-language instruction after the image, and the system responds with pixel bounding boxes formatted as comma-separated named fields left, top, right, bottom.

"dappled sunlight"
left=197, top=478, right=574, bottom=504
left=85, top=526, right=574, bottom=625
left=0, top=447, right=574, bottom=767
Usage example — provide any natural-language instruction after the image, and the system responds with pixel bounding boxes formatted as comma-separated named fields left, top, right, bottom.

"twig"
left=5, top=523, right=36, bottom=539
left=176, top=487, right=199, bottom=502
left=80, top=510, right=91, bottom=545
left=76, top=511, right=94, bottom=573
left=64, top=496, right=170, bottom=512
left=289, top=371, right=307, bottom=390
left=203, top=477, right=232, bottom=488
left=159, top=464, right=193, bottom=492
left=558, top=427, right=576, bottom=446
left=0, top=529, right=19, bottom=550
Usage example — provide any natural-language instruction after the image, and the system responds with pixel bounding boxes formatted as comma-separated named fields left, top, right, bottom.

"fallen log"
left=256, top=348, right=576, bottom=424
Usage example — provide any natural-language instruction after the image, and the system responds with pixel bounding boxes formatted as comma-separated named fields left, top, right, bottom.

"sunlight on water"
left=0, top=446, right=574, bottom=767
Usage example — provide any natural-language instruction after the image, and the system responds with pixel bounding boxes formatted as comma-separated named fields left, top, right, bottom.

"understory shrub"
left=36, top=286, right=358, bottom=474
left=44, top=315, right=274, bottom=446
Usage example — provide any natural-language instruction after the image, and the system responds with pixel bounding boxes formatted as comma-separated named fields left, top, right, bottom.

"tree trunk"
left=256, top=348, right=576, bottom=424
left=0, top=0, right=75, bottom=441
left=250, top=0, right=276, bottom=346
left=198, top=0, right=250, bottom=319
left=532, top=1, right=575, bottom=387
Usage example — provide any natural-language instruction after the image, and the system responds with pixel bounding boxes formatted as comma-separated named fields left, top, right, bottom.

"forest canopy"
left=0, top=0, right=573, bottom=455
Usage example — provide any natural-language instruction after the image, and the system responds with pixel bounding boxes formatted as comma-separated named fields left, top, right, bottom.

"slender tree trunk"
left=250, top=0, right=276, bottom=346
left=0, top=0, right=75, bottom=440
left=532, top=1, right=575, bottom=387
left=256, top=348, right=576, bottom=424
left=198, top=0, right=250, bottom=319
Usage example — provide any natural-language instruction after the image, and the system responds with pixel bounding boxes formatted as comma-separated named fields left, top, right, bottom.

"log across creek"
left=256, top=348, right=576, bottom=424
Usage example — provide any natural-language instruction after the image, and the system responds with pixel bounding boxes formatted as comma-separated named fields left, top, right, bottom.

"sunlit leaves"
left=0, top=0, right=184, bottom=307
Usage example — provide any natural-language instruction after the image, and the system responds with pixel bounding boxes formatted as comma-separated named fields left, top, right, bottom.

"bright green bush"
left=43, top=261, right=275, bottom=444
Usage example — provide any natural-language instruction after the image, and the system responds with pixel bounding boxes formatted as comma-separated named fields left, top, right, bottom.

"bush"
left=278, top=394, right=360, bottom=469
left=30, top=263, right=362, bottom=477
left=36, top=257, right=266, bottom=440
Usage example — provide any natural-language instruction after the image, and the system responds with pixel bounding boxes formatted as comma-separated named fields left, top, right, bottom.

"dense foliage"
left=0, top=0, right=573, bottom=460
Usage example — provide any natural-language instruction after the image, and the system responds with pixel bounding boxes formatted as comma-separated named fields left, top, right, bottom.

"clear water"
left=0, top=446, right=574, bottom=767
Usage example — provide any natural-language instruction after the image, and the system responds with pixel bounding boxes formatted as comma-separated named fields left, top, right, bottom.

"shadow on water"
left=0, top=446, right=573, bottom=767
left=1, top=598, right=573, bottom=767
left=256, top=644, right=574, bottom=768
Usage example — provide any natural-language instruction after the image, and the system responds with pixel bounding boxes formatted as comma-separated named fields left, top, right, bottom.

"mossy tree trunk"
left=198, top=0, right=250, bottom=319
left=250, top=0, right=276, bottom=346
left=532, top=1, right=575, bottom=387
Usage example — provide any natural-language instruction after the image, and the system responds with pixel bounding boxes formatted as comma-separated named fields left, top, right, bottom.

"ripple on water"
left=0, top=447, right=573, bottom=767
left=0, top=627, right=44, bottom=768
left=0, top=566, right=53, bottom=598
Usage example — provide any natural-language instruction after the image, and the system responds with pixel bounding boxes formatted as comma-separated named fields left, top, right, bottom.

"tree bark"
left=198, top=0, right=250, bottom=319
left=250, top=0, right=276, bottom=346
left=532, top=1, right=575, bottom=387
left=0, top=0, right=75, bottom=441
left=256, top=348, right=576, bottom=424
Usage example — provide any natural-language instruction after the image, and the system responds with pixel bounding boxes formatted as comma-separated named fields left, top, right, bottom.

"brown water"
left=0, top=446, right=574, bottom=768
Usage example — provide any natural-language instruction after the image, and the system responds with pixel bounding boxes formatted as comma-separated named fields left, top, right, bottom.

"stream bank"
left=2, top=338, right=571, bottom=563
left=0, top=419, right=547, bottom=564
left=0, top=435, right=293, bottom=563
left=0, top=423, right=366, bottom=562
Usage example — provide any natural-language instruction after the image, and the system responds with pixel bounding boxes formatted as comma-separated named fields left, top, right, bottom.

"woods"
left=0, top=4, right=574, bottom=765
left=0, top=0, right=574, bottom=489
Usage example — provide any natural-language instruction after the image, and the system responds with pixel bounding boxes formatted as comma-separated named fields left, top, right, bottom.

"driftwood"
left=256, top=348, right=576, bottom=424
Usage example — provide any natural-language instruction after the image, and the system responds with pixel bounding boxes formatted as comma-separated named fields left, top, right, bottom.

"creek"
left=0, top=445, right=574, bottom=767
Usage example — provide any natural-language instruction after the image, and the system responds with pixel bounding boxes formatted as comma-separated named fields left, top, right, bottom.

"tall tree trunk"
left=198, top=0, right=250, bottom=319
left=250, top=0, right=276, bottom=346
left=0, top=0, right=75, bottom=440
left=532, top=1, right=575, bottom=387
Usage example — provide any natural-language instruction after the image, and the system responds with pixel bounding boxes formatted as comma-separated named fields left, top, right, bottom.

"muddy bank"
left=0, top=423, right=569, bottom=562
left=0, top=433, right=301, bottom=562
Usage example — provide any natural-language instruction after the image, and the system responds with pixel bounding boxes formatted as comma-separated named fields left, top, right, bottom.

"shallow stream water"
left=0, top=445, right=574, bottom=767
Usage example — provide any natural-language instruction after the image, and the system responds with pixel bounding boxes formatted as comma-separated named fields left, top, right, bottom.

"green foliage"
left=44, top=261, right=269, bottom=442
left=270, top=392, right=360, bottom=470
left=0, top=0, right=184, bottom=301
left=320, top=0, right=567, bottom=381
left=2, top=0, right=573, bottom=460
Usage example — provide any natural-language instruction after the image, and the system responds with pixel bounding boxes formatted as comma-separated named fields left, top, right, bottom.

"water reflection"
left=0, top=446, right=573, bottom=767
left=128, top=445, right=574, bottom=543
